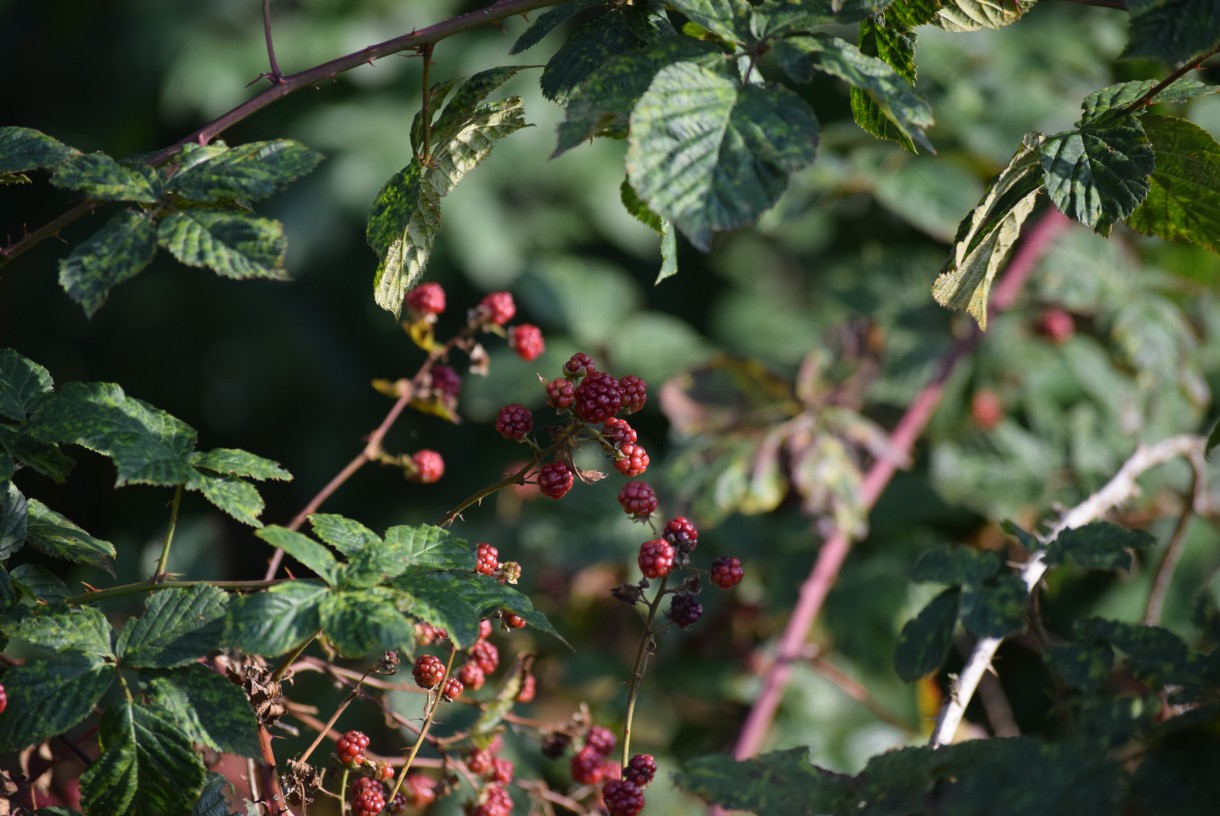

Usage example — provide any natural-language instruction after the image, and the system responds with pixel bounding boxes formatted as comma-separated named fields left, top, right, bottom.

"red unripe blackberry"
left=501, top=611, right=526, bottom=629
left=668, top=594, right=703, bottom=628
left=571, top=745, right=606, bottom=785
left=603, top=779, right=646, bottom=816
left=409, top=449, right=445, bottom=484
left=490, top=756, right=514, bottom=785
left=374, top=761, right=395, bottom=782
left=413, top=654, right=446, bottom=689
left=585, top=725, right=616, bottom=756
left=467, top=746, right=493, bottom=775
left=638, top=539, right=675, bottom=579
left=516, top=672, right=536, bottom=703
left=541, top=732, right=571, bottom=759
left=971, top=389, right=1003, bottom=431
left=618, top=481, right=657, bottom=519
left=349, top=777, right=386, bottom=816
left=476, top=542, right=499, bottom=576
left=710, top=556, right=744, bottom=589
left=574, top=371, right=622, bottom=423
left=406, top=282, right=446, bottom=315
left=564, top=352, right=597, bottom=378
left=442, top=676, right=464, bottom=701
left=624, top=754, right=657, bottom=788
left=430, top=364, right=462, bottom=401
left=470, top=640, right=499, bottom=674
left=602, top=417, right=637, bottom=446
left=1037, top=308, right=1075, bottom=343
left=617, top=375, right=647, bottom=414
left=404, top=774, right=437, bottom=809
left=415, top=621, right=446, bottom=647
left=538, top=460, right=574, bottom=499
left=495, top=403, right=533, bottom=440
left=509, top=323, right=546, bottom=362
left=662, top=516, right=699, bottom=556
left=478, top=291, right=516, bottom=326
left=613, top=442, right=649, bottom=477
left=460, top=661, right=486, bottom=691
left=336, top=730, right=370, bottom=767
left=478, top=619, right=493, bottom=641
left=546, top=377, right=575, bottom=410
left=472, top=784, right=513, bottom=816
left=0, top=683, right=6, bottom=714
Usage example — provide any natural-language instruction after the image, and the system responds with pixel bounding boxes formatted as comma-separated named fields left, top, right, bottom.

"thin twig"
left=930, top=434, right=1206, bottom=747
left=1123, top=43, right=1220, bottom=113
left=262, top=0, right=283, bottom=82
left=153, top=484, right=184, bottom=577
left=730, top=208, right=1071, bottom=761
left=1143, top=449, right=1206, bottom=625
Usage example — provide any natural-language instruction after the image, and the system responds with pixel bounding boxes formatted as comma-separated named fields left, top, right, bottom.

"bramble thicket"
left=2, top=0, right=1220, bottom=814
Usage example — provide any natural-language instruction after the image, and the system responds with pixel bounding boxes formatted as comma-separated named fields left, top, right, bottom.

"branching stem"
left=262, top=0, right=283, bottom=82
left=65, top=577, right=280, bottom=606
left=386, top=643, right=459, bottom=804
left=621, top=576, right=669, bottom=767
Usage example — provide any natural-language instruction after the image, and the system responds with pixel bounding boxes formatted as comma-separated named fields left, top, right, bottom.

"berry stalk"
left=386, top=643, right=459, bottom=805
left=620, top=575, right=670, bottom=768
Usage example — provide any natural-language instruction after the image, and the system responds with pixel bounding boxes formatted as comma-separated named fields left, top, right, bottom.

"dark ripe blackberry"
left=538, top=460, right=574, bottom=499
left=668, top=593, right=703, bottom=628
left=618, top=481, right=657, bottom=519
left=602, top=417, right=637, bottom=447
left=478, top=291, right=516, bottom=326
left=541, top=731, right=571, bottom=759
left=573, top=371, right=622, bottom=423
left=495, top=403, right=533, bottom=440
left=564, top=352, right=597, bottom=379
left=476, top=542, right=500, bottom=576
left=624, top=753, right=657, bottom=788
left=336, top=730, right=370, bottom=767
left=442, top=676, right=464, bottom=701
left=603, top=779, right=646, bottom=816
left=430, top=364, right=462, bottom=400
left=470, top=640, right=499, bottom=674
left=613, top=442, right=649, bottom=477
left=405, top=281, right=446, bottom=315
left=662, top=516, right=699, bottom=556
left=585, top=725, right=616, bottom=756
left=617, top=375, right=647, bottom=414
left=546, top=377, right=575, bottom=410
left=637, top=539, right=675, bottom=579
left=709, top=556, right=744, bottom=589
left=509, top=323, right=546, bottom=361
left=413, top=654, right=446, bottom=689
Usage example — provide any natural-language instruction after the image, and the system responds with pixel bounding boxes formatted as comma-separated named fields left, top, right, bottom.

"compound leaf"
left=677, top=747, right=856, bottom=813
left=116, top=585, right=228, bottom=669
left=147, top=664, right=260, bottom=757
left=1127, top=115, right=1220, bottom=254
left=1043, top=521, right=1156, bottom=571
left=1039, top=115, right=1154, bottom=231
left=383, top=524, right=474, bottom=571
left=2, top=604, right=112, bottom=656
left=511, top=0, right=607, bottom=55
left=0, top=348, right=55, bottom=421
left=911, top=547, right=1002, bottom=585
left=934, top=0, right=1034, bottom=32
left=959, top=572, right=1027, bottom=638
left=0, top=652, right=115, bottom=751
left=894, top=587, right=960, bottom=681
left=51, top=152, right=161, bottom=203
left=187, top=471, right=267, bottom=527
left=319, top=588, right=415, bottom=658
left=157, top=210, right=287, bottom=280
left=1122, top=0, right=1220, bottom=64
left=57, top=209, right=157, bottom=317
left=626, top=61, right=818, bottom=251
left=189, top=448, right=291, bottom=482
left=24, top=498, right=116, bottom=572
left=223, top=579, right=327, bottom=656
left=167, top=139, right=322, bottom=203
left=309, top=513, right=379, bottom=556
left=540, top=7, right=661, bottom=103
left=1081, top=78, right=1219, bottom=121
left=0, top=126, right=80, bottom=175
left=256, top=526, right=340, bottom=586
left=393, top=569, right=484, bottom=648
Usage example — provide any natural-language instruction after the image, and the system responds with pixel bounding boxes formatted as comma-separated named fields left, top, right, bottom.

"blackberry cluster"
left=470, top=640, right=499, bottom=674
left=546, top=377, right=575, bottom=409
left=668, top=594, right=703, bottom=628
left=618, top=375, right=647, bottom=414
left=623, top=753, right=657, bottom=788
left=603, top=417, right=637, bottom=446
left=430, top=364, right=462, bottom=401
left=414, top=621, right=447, bottom=647
left=336, top=730, right=369, bottom=767
left=573, top=371, right=622, bottom=423
left=413, top=654, right=445, bottom=689
left=564, top=352, right=596, bottom=378
left=662, top=516, right=699, bottom=557
left=460, top=661, right=486, bottom=690
left=469, top=783, right=513, bottom=816
left=442, top=676, right=464, bottom=701
left=613, top=442, right=649, bottom=477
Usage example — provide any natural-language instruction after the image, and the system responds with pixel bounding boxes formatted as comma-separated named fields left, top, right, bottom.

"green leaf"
left=894, top=587, right=960, bottom=681
left=1039, top=116, right=1154, bottom=231
left=10, top=563, right=70, bottom=603
left=774, top=34, right=934, bottom=154
left=934, top=0, right=1033, bottom=32
left=931, top=135, right=1043, bottom=329
left=1122, top=0, right=1220, bottom=64
left=1046, top=640, right=1114, bottom=691
left=384, top=524, right=475, bottom=570
left=80, top=698, right=207, bottom=816
left=187, top=471, right=268, bottom=527
left=116, top=585, right=228, bottom=669
left=167, top=139, right=322, bottom=203
left=430, top=66, right=531, bottom=147
left=1081, top=78, right=1219, bottom=122
left=57, top=209, right=157, bottom=317
left=223, top=579, right=327, bottom=656
left=0, top=652, right=115, bottom=751
left=0, top=426, right=74, bottom=483
left=367, top=96, right=527, bottom=317
left=626, top=61, right=819, bottom=251
left=25, top=498, right=116, bottom=572
left=194, top=773, right=241, bottom=816
left=540, top=9, right=653, bottom=103
left=1043, top=521, right=1156, bottom=571
left=2, top=605, right=113, bottom=656
left=511, top=0, right=607, bottom=54
left=309, top=513, right=379, bottom=555
left=999, top=519, right=1040, bottom=552
left=257, top=526, right=340, bottom=586
left=392, top=569, right=484, bottom=648
left=0, top=347, right=55, bottom=421
left=0, top=126, right=80, bottom=174
left=147, top=664, right=260, bottom=756
left=1077, top=618, right=1206, bottom=687
left=26, top=381, right=197, bottom=486
left=668, top=0, right=754, bottom=43
left=622, top=178, right=681, bottom=283
left=850, top=18, right=918, bottom=153
left=157, top=210, right=287, bottom=280
left=1127, top=115, right=1220, bottom=254
left=455, top=573, right=567, bottom=645
left=319, top=588, right=415, bottom=657
left=910, top=547, right=1002, bottom=585
left=1, top=480, right=27, bottom=559
left=959, top=572, right=1027, bottom=638
left=749, top=0, right=892, bottom=38
left=677, top=747, right=856, bottom=813
left=410, top=79, right=460, bottom=160
left=189, top=448, right=291, bottom=481
left=51, top=152, right=161, bottom=203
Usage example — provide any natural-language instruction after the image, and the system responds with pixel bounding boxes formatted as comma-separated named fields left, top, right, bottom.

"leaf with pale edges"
left=166, top=139, right=322, bottom=203
left=0, top=652, right=114, bottom=751
left=24, top=498, right=116, bottom=571
left=147, top=665, right=260, bottom=757
left=0, top=126, right=80, bottom=175
left=934, top=0, right=1034, bottom=32
left=1128, top=116, right=1220, bottom=254
left=116, top=585, right=228, bottom=669
left=158, top=210, right=287, bottom=280
left=58, top=209, right=157, bottom=317
left=51, top=153, right=161, bottom=203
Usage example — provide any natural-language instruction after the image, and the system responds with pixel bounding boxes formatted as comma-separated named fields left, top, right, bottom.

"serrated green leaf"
left=257, top=526, right=340, bottom=586
left=959, top=572, right=1027, bottom=638
left=511, top=0, right=607, bottom=54
left=147, top=664, right=260, bottom=756
left=367, top=97, right=527, bottom=317
left=457, top=573, right=567, bottom=646
left=1, top=480, right=27, bottom=559
left=931, top=136, right=1043, bottom=329
left=1127, top=115, right=1220, bottom=254
left=669, top=0, right=754, bottom=43
left=11, top=563, right=70, bottom=603
left=57, top=209, right=157, bottom=317
left=193, top=773, right=240, bottom=816
left=1044, top=521, right=1156, bottom=571
left=3, top=605, right=113, bottom=655
left=554, top=37, right=722, bottom=157
left=0, top=652, right=114, bottom=751
left=1077, top=618, right=1206, bottom=687
left=319, top=588, right=415, bottom=657
left=392, top=569, right=483, bottom=648
left=222, top=579, right=327, bottom=656
left=894, top=586, right=960, bottom=681
left=187, top=471, right=267, bottom=527
left=1046, top=640, right=1115, bottom=691
left=1081, top=79, right=1219, bottom=123
left=0, top=347, right=55, bottom=421
left=80, top=698, right=207, bottom=816
left=540, top=9, right=649, bottom=103
left=189, top=448, right=291, bottom=481
left=157, top=210, right=287, bottom=280
left=934, top=0, right=1033, bottom=31
left=411, top=78, right=460, bottom=159
left=26, top=381, right=197, bottom=486
left=51, top=152, right=161, bottom=203
left=25, top=498, right=116, bottom=572
left=620, top=179, right=681, bottom=283
left=775, top=34, right=933, bottom=154
left=0, top=426, right=74, bottom=482
left=851, top=18, right=917, bottom=152
left=881, top=0, right=944, bottom=28
left=910, top=547, right=1002, bottom=585
left=116, top=585, right=228, bottom=669
left=167, top=140, right=323, bottom=203
left=0, top=126, right=80, bottom=173
left=309, top=513, right=379, bottom=555
left=677, top=747, right=856, bottom=813
left=345, top=533, right=424, bottom=588
left=749, top=0, right=891, bottom=38
left=431, top=66, right=531, bottom=147
left=1040, top=116, right=1154, bottom=231
left=1123, top=0, right=1220, bottom=64
left=626, top=61, right=818, bottom=251
left=384, top=523, right=475, bottom=570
